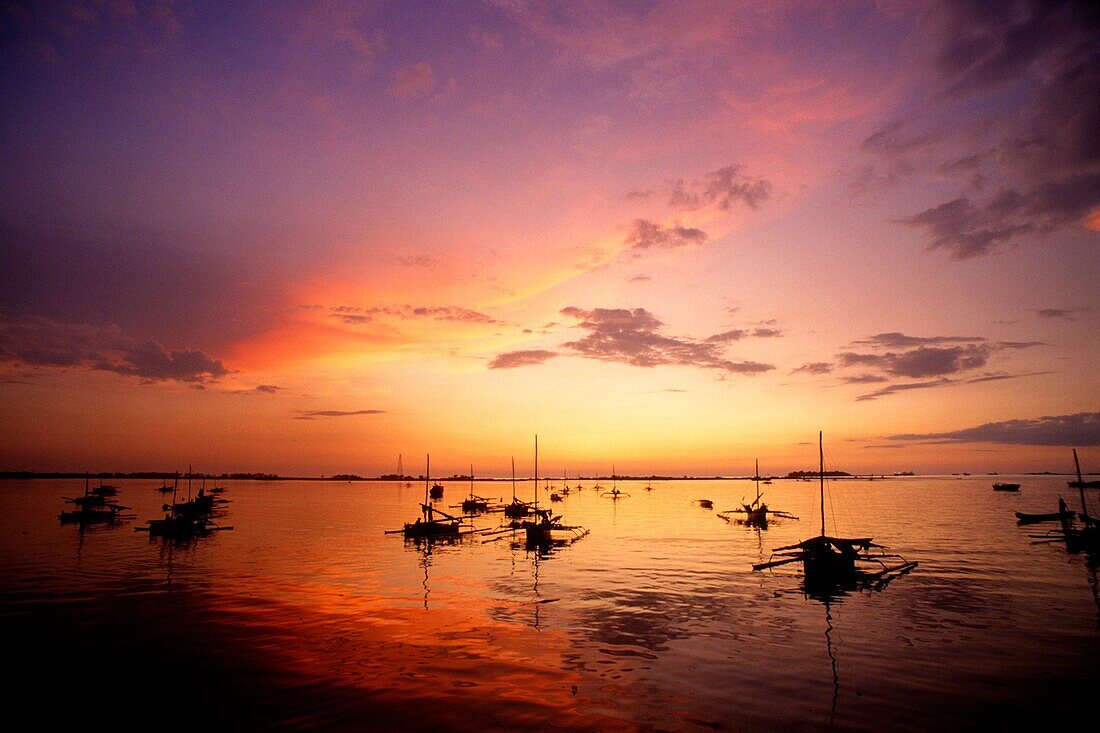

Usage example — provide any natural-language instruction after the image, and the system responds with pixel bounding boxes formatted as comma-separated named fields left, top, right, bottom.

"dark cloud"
left=841, top=374, right=888, bottom=384
left=852, top=332, right=985, bottom=348
left=706, top=329, right=748, bottom=343
left=791, top=362, right=833, bottom=375
left=238, top=384, right=281, bottom=394
left=627, top=274, right=652, bottom=283
left=623, top=219, right=708, bottom=254
left=296, top=409, right=385, bottom=418
left=752, top=327, right=783, bottom=338
left=559, top=307, right=773, bottom=375
left=667, top=164, right=772, bottom=212
left=1035, top=307, right=1089, bottom=321
left=0, top=314, right=227, bottom=383
left=839, top=345, right=991, bottom=378
left=487, top=349, right=558, bottom=369
left=874, top=1, right=1100, bottom=257
left=888, top=412, right=1100, bottom=446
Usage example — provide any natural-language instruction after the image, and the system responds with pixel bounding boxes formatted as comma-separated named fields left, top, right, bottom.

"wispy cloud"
left=330, top=305, right=502, bottom=325
left=667, top=164, right=772, bottom=212
left=1035, top=307, right=1089, bottom=321
left=559, top=307, right=773, bottom=375
left=888, top=412, right=1100, bottom=446
left=623, top=219, right=708, bottom=254
left=488, top=349, right=558, bottom=369
left=295, top=409, right=385, bottom=420
left=791, top=362, right=832, bottom=375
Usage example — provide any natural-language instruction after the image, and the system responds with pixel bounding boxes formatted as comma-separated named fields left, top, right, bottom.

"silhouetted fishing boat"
left=697, top=499, right=713, bottom=508
left=993, top=482, right=1021, bottom=492
left=429, top=482, right=445, bottom=499
left=719, top=460, right=797, bottom=527
left=137, top=470, right=233, bottom=540
left=549, top=493, right=563, bottom=502
left=1067, top=479, right=1100, bottom=489
left=1016, top=509, right=1075, bottom=525
left=1049, top=451, right=1100, bottom=554
left=520, top=436, right=587, bottom=547
left=754, top=432, right=917, bottom=591
left=503, top=457, right=532, bottom=519
left=460, top=465, right=491, bottom=514
left=392, top=456, right=461, bottom=539
left=601, top=468, right=629, bottom=499
left=60, top=475, right=131, bottom=525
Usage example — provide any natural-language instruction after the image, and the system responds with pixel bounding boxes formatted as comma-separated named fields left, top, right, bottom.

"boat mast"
left=470, top=463, right=474, bottom=498
left=511, top=457, right=516, bottom=500
left=1074, top=449, right=1091, bottom=525
left=534, top=435, right=539, bottom=509
left=755, top=458, right=760, bottom=505
left=819, top=431, right=826, bottom=537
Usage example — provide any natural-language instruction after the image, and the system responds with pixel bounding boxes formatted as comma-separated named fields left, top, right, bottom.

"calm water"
left=2, top=476, right=1097, bottom=731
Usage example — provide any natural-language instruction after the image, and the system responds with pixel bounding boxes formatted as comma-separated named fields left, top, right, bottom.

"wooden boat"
left=60, top=475, right=130, bottom=524
left=697, top=499, right=713, bottom=508
left=601, top=468, right=629, bottom=499
left=1067, top=479, right=1100, bottom=489
left=458, top=465, right=491, bottom=513
left=1016, top=509, right=1075, bottom=525
left=993, top=482, right=1021, bottom=492
left=138, top=472, right=231, bottom=539
left=401, top=456, right=461, bottom=539
left=1053, top=451, right=1100, bottom=553
left=549, top=493, right=563, bottom=502
left=520, top=436, right=588, bottom=546
left=718, top=460, right=797, bottom=527
left=502, top=457, right=532, bottom=519
left=754, top=432, right=917, bottom=591
left=429, top=483, right=444, bottom=499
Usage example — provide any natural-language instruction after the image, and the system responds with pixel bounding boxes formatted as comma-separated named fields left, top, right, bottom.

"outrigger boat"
left=601, top=467, right=629, bottom=499
left=697, top=499, right=713, bottom=509
left=719, top=459, right=797, bottom=527
left=503, top=457, right=533, bottom=519
left=60, top=475, right=131, bottom=525
left=1016, top=509, right=1076, bottom=525
left=1037, top=450, right=1100, bottom=554
left=137, top=471, right=232, bottom=540
left=460, top=465, right=491, bottom=514
left=754, top=432, right=917, bottom=592
left=392, top=455, right=462, bottom=540
left=429, top=482, right=445, bottom=499
left=993, top=482, right=1021, bottom=492
left=521, top=436, right=588, bottom=548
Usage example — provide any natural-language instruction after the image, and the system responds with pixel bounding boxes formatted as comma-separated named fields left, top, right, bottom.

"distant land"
left=0, top=470, right=1093, bottom=481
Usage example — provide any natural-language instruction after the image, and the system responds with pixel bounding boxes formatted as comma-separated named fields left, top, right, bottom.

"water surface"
left=2, top=476, right=1097, bottom=731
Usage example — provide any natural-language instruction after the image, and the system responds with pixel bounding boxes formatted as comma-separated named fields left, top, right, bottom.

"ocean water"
left=1, top=476, right=1097, bottom=731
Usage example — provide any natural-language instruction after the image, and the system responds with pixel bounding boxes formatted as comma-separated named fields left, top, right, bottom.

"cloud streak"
left=296, top=409, right=385, bottom=419
left=888, top=412, right=1100, bottom=446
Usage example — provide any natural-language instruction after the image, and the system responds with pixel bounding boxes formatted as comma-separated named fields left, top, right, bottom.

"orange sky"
left=1, top=1, right=1097, bottom=475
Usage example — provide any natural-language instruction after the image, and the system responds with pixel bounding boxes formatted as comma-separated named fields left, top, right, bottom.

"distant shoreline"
left=0, top=470, right=1092, bottom=481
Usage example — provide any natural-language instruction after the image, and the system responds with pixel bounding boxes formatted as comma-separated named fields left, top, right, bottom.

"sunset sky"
left=1, top=0, right=1097, bottom=476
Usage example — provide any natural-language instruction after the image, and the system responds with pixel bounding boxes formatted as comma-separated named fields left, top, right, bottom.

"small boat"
left=429, top=483, right=444, bottom=499
left=1016, top=509, right=1075, bottom=525
left=60, top=475, right=130, bottom=525
left=137, top=471, right=231, bottom=539
left=549, top=493, right=562, bottom=502
left=993, top=482, right=1021, bottom=492
left=520, top=436, right=587, bottom=547
left=398, top=456, right=461, bottom=539
left=460, top=465, right=490, bottom=514
left=600, top=468, right=629, bottom=499
left=1067, top=479, right=1100, bottom=489
left=697, top=499, right=713, bottom=509
left=754, top=432, right=917, bottom=592
left=718, top=460, right=797, bottom=527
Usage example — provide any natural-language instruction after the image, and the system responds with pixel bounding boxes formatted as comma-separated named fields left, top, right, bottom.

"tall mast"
left=755, top=458, right=760, bottom=504
left=534, top=435, right=539, bottom=509
left=1074, top=449, right=1091, bottom=525
left=470, top=463, right=474, bottom=498
left=511, top=457, right=516, bottom=500
left=819, top=431, right=826, bottom=536
left=424, top=454, right=430, bottom=505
